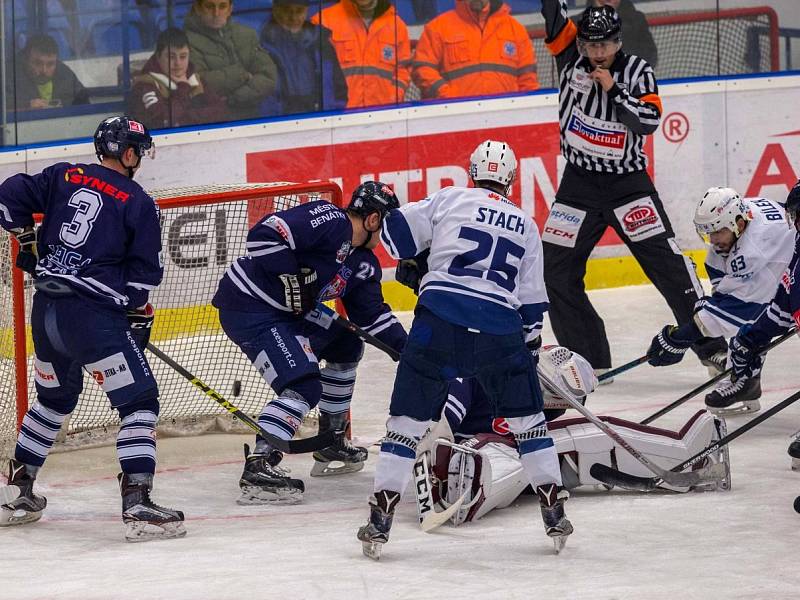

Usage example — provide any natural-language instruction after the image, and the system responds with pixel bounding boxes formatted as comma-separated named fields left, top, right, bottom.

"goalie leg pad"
left=506, top=413, right=562, bottom=488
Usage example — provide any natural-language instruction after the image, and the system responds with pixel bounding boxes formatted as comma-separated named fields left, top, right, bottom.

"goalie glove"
left=647, top=325, right=694, bottom=367
left=126, top=303, right=155, bottom=349
left=12, top=226, right=38, bottom=274
left=279, top=267, right=319, bottom=315
left=395, top=249, right=429, bottom=295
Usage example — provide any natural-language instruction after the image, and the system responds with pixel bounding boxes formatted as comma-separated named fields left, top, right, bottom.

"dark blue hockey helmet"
left=348, top=181, right=400, bottom=221
left=578, top=5, right=622, bottom=42
left=94, top=115, right=153, bottom=162
left=786, top=179, right=800, bottom=229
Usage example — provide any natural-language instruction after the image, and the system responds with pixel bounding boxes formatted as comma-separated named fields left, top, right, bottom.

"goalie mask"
left=538, top=345, right=598, bottom=408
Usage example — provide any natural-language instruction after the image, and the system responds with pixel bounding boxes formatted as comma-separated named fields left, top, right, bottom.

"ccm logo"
left=544, top=226, right=575, bottom=239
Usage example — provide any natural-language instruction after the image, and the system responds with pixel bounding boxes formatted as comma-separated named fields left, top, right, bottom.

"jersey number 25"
left=448, top=226, right=525, bottom=292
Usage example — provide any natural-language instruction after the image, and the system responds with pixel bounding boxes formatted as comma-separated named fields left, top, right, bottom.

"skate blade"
left=124, top=520, right=186, bottom=542
left=0, top=506, right=43, bottom=527
left=237, top=486, right=303, bottom=506
left=361, top=540, right=383, bottom=560
left=706, top=400, right=760, bottom=417
left=310, top=459, right=365, bottom=477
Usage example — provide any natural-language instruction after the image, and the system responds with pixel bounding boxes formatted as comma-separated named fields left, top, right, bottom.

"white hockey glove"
left=12, top=226, right=37, bottom=274
left=538, top=345, right=598, bottom=409
left=279, top=267, right=319, bottom=315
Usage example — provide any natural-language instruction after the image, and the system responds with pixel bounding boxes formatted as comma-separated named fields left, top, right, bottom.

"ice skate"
left=788, top=432, right=800, bottom=471
left=536, top=483, right=573, bottom=554
left=705, top=374, right=761, bottom=416
left=693, top=337, right=728, bottom=376
left=0, top=459, right=47, bottom=527
left=311, top=413, right=368, bottom=477
left=238, top=444, right=304, bottom=505
left=357, top=490, right=400, bottom=560
left=119, top=473, right=186, bottom=542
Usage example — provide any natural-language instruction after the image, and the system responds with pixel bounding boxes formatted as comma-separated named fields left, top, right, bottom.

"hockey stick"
left=597, top=353, right=653, bottom=382
left=538, top=365, right=722, bottom=488
left=146, top=343, right=337, bottom=454
left=640, top=328, right=797, bottom=425
left=591, top=387, right=800, bottom=491
left=413, top=451, right=469, bottom=532
left=306, top=303, right=400, bottom=362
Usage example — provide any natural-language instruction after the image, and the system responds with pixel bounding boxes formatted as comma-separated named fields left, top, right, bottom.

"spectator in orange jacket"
left=412, top=0, right=539, bottom=100
left=311, top=0, right=411, bottom=108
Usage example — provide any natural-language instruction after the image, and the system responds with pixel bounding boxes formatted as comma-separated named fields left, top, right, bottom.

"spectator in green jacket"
left=184, top=0, right=278, bottom=120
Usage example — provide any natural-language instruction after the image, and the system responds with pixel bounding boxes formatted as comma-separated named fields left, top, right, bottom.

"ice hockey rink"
left=3, top=284, right=799, bottom=600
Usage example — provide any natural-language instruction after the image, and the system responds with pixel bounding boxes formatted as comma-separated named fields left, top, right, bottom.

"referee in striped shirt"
left=539, top=0, right=707, bottom=380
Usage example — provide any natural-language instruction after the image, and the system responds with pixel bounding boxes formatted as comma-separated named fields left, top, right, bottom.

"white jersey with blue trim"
left=381, top=186, right=548, bottom=340
left=705, top=198, right=795, bottom=303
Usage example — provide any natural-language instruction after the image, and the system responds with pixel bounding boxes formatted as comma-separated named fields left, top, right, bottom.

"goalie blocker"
left=431, top=347, right=730, bottom=526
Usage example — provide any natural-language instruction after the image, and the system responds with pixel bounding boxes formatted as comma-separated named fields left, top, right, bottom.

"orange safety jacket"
left=312, top=0, right=411, bottom=108
left=412, top=0, right=538, bottom=99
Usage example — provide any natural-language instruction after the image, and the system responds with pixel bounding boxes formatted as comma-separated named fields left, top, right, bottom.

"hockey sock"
left=117, top=410, right=158, bottom=475
left=506, top=413, right=563, bottom=488
left=373, top=415, right=431, bottom=494
left=318, top=362, right=358, bottom=415
left=14, top=400, right=70, bottom=473
left=257, top=389, right=311, bottom=449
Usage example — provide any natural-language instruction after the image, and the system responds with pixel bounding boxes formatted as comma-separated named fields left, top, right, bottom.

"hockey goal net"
left=531, top=6, right=780, bottom=90
left=0, top=181, right=343, bottom=461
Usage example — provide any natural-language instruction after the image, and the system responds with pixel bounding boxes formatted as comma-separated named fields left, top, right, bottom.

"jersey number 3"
left=448, top=226, right=525, bottom=292
left=60, top=189, right=103, bottom=248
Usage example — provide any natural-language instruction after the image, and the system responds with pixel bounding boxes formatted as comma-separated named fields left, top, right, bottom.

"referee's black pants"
left=542, top=163, right=702, bottom=369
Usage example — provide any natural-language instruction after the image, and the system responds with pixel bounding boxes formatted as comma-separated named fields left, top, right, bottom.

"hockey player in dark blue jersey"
left=725, top=182, right=800, bottom=461
left=212, top=180, right=401, bottom=503
left=0, top=116, right=185, bottom=542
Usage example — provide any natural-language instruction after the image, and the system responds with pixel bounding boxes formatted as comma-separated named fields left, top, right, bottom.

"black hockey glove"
left=647, top=325, right=694, bottom=367
left=13, top=226, right=38, bottom=274
left=395, top=249, right=429, bottom=295
left=729, top=335, right=762, bottom=381
left=127, top=303, right=155, bottom=349
left=526, top=335, right=542, bottom=359
left=280, top=267, right=319, bottom=315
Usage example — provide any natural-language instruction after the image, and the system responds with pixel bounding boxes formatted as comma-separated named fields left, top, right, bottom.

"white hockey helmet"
left=469, top=140, right=517, bottom=187
left=694, top=187, right=750, bottom=241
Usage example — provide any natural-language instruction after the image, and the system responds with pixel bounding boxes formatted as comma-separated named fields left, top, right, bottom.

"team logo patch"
left=322, top=266, right=352, bottom=300
left=128, top=120, right=145, bottom=134
left=34, top=357, right=60, bottom=389
left=503, top=42, right=517, bottom=57
left=492, top=418, right=510, bottom=435
left=781, top=270, right=793, bottom=293
left=85, top=352, right=134, bottom=392
left=336, top=240, right=351, bottom=264
left=613, top=197, right=666, bottom=241
left=296, top=335, right=318, bottom=364
left=382, top=45, right=394, bottom=61
left=541, top=203, right=586, bottom=248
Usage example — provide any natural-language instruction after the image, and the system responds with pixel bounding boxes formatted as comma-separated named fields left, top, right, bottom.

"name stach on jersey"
left=64, top=166, right=131, bottom=202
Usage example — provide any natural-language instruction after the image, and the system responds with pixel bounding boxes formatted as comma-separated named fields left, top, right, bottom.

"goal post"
left=1, top=181, right=343, bottom=460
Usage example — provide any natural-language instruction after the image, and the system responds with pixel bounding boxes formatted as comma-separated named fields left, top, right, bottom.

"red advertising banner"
left=247, top=123, right=654, bottom=266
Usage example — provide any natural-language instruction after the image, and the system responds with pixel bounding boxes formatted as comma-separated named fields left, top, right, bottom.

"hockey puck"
left=794, top=495, right=800, bottom=514
left=232, top=380, right=242, bottom=397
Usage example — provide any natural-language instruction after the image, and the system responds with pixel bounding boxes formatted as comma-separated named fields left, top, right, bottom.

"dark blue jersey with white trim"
left=213, top=200, right=353, bottom=314
left=0, top=162, right=162, bottom=308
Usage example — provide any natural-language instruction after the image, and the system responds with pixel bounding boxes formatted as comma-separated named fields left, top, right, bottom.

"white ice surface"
left=2, top=285, right=800, bottom=600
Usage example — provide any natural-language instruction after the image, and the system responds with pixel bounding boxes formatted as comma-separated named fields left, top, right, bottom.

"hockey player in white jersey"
left=646, top=187, right=795, bottom=415
left=357, top=140, right=571, bottom=559
left=432, top=346, right=730, bottom=527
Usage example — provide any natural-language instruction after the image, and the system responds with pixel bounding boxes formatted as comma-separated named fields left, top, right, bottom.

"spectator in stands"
left=184, top=0, right=278, bottom=120
left=593, top=0, right=658, bottom=68
left=260, top=0, right=347, bottom=116
left=412, top=0, right=539, bottom=100
left=10, top=33, right=89, bottom=110
left=311, top=0, right=411, bottom=108
left=130, top=28, right=227, bottom=129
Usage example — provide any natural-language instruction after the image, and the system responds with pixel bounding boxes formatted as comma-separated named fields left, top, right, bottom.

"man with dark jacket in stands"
left=11, top=34, right=89, bottom=110
left=260, top=0, right=347, bottom=116
left=184, top=0, right=278, bottom=120
left=593, top=0, right=657, bottom=68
